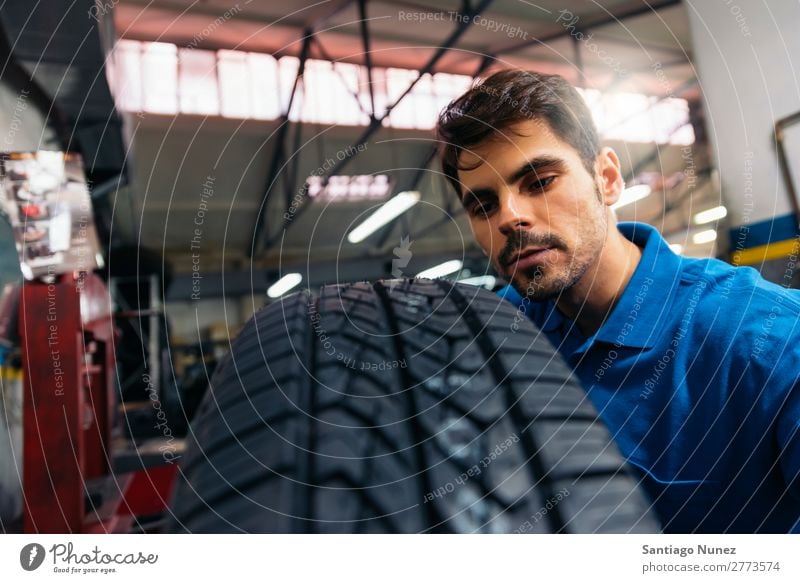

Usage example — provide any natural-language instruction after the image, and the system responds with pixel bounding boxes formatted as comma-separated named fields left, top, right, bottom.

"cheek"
left=471, top=221, right=509, bottom=264
left=468, top=219, right=494, bottom=251
left=551, top=183, right=600, bottom=230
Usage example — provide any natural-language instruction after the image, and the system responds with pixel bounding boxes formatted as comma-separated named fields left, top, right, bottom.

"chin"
left=508, top=275, right=555, bottom=302
left=509, top=262, right=580, bottom=300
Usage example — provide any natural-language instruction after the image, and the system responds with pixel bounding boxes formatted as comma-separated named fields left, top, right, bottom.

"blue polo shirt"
left=498, top=221, right=800, bottom=533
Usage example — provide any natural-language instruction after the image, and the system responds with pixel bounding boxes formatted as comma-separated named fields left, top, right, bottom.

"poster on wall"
left=0, top=151, right=102, bottom=281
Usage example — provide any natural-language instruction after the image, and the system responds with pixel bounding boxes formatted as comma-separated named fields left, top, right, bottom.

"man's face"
left=457, top=120, right=610, bottom=301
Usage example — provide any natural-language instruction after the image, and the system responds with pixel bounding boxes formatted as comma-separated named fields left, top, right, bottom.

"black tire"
left=167, top=279, right=659, bottom=533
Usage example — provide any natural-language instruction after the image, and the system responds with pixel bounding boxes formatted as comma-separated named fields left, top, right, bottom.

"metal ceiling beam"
left=251, top=32, right=313, bottom=254
left=251, top=1, right=367, bottom=254
left=311, top=36, right=373, bottom=118
left=447, top=0, right=683, bottom=71
left=301, top=0, right=360, bottom=29
left=496, top=0, right=683, bottom=57
left=255, top=0, right=497, bottom=254
left=373, top=54, right=494, bottom=251
left=373, top=146, right=442, bottom=251
left=572, top=35, right=585, bottom=87
left=119, top=0, right=359, bottom=37
left=585, top=32, right=692, bottom=59
left=357, top=0, right=376, bottom=118
left=406, top=206, right=467, bottom=243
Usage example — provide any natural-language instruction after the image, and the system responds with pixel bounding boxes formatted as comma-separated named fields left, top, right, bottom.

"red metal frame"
left=19, top=272, right=176, bottom=533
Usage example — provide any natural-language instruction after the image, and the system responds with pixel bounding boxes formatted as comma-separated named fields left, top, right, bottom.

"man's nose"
left=497, top=195, right=535, bottom=236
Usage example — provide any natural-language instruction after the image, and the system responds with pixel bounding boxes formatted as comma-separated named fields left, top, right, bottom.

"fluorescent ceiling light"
left=267, top=273, right=302, bottom=298
left=693, top=205, right=727, bottom=225
left=458, top=275, right=497, bottom=289
left=692, top=229, right=717, bottom=245
left=668, top=243, right=684, bottom=255
left=347, top=191, right=420, bottom=243
left=612, top=184, right=651, bottom=210
left=417, top=259, right=463, bottom=279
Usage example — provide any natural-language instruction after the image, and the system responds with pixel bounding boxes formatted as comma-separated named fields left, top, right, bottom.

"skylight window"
left=110, top=39, right=694, bottom=145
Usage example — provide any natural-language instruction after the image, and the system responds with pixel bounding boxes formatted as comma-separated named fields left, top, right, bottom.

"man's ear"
left=594, top=147, right=624, bottom=207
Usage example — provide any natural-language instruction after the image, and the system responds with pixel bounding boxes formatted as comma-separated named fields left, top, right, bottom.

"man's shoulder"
left=678, top=255, right=800, bottom=318
left=677, top=256, right=800, bottom=372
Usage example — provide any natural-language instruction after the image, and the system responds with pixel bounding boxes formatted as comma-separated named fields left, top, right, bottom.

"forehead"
left=457, top=120, right=580, bottom=187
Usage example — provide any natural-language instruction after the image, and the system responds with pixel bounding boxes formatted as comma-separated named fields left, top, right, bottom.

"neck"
left=555, top=224, right=643, bottom=337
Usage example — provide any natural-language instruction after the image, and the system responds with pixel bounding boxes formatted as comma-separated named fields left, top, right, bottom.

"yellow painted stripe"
left=0, top=366, right=24, bottom=381
left=731, top=238, right=800, bottom=265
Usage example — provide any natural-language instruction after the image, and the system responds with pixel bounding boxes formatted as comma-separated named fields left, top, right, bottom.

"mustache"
left=497, top=230, right=567, bottom=268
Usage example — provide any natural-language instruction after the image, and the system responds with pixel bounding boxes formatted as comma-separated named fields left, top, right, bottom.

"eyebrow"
left=460, top=155, right=567, bottom=203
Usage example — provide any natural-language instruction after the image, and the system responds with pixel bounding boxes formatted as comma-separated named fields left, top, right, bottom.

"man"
left=435, top=69, right=800, bottom=533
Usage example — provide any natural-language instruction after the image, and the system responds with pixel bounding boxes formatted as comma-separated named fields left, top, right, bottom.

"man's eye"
left=526, top=176, right=556, bottom=192
left=469, top=200, right=497, bottom=217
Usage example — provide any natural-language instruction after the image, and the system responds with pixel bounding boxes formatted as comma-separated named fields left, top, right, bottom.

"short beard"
left=500, top=185, right=607, bottom=302
left=511, top=259, right=590, bottom=303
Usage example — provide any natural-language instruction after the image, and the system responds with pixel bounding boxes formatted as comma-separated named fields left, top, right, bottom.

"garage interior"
left=1, top=0, right=799, bottom=534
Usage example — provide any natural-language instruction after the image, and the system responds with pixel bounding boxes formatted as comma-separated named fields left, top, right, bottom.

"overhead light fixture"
left=267, top=273, right=302, bottom=298
left=668, top=243, right=684, bottom=255
left=458, top=275, right=497, bottom=289
left=347, top=191, right=420, bottom=243
left=417, top=259, right=463, bottom=279
left=693, top=205, right=728, bottom=225
left=612, top=184, right=652, bottom=210
left=692, top=229, right=717, bottom=245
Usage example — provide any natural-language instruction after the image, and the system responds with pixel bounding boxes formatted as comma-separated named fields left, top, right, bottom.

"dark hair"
left=435, top=69, right=600, bottom=196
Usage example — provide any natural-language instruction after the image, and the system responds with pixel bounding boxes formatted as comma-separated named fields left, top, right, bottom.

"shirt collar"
left=592, top=221, right=683, bottom=349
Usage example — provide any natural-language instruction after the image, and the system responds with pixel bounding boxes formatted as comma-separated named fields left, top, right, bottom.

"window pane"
left=432, top=72, right=455, bottom=116
left=178, top=48, right=219, bottom=115
left=110, top=39, right=143, bottom=112
left=652, top=98, right=693, bottom=144
left=578, top=87, right=605, bottom=133
left=302, top=59, right=332, bottom=124
left=387, top=68, right=417, bottom=129
left=333, top=62, right=365, bottom=125
left=413, top=73, right=437, bottom=129
left=107, top=41, right=696, bottom=147
left=670, top=123, right=696, bottom=145
left=248, top=53, right=280, bottom=120
left=601, top=92, right=653, bottom=143
left=141, top=42, right=178, bottom=114
left=362, top=67, right=388, bottom=125
left=278, top=56, right=301, bottom=121
left=218, top=49, right=250, bottom=118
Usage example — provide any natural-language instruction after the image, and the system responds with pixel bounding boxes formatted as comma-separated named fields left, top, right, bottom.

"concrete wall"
left=685, top=1, right=800, bottom=244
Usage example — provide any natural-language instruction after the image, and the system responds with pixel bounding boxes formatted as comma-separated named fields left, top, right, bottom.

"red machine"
left=19, top=272, right=177, bottom=533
